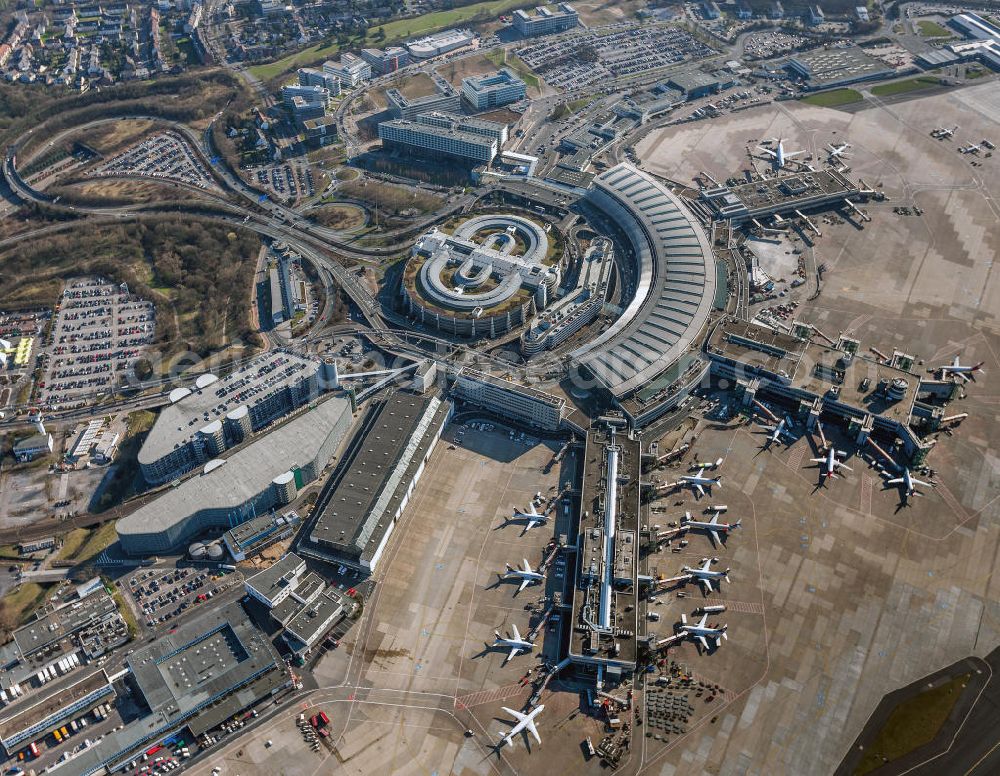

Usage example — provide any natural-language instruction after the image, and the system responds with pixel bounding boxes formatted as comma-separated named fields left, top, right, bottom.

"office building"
left=385, top=78, right=461, bottom=120
left=289, top=96, right=325, bottom=127
left=461, top=68, right=527, bottom=110
left=303, top=115, right=338, bottom=148
left=405, top=28, right=473, bottom=58
left=138, top=353, right=333, bottom=485
left=299, top=391, right=451, bottom=573
left=322, top=53, right=370, bottom=87
left=281, top=83, right=329, bottom=108
left=361, top=46, right=409, bottom=74
left=244, top=552, right=307, bottom=608
left=118, top=396, right=353, bottom=555
left=450, top=368, right=565, bottom=431
left=222, top=510, right=299, bottom=562
left=379, top=113, right=501, bottom=163
left=13, top=590, right=121, bottom=659
left=513, top=3, right=578, bottom=37
left=297, top=66, right=341, bottom=96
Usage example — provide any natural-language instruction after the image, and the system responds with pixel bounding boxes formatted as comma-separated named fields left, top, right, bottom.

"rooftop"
left=118, top=397, right=352, bottom=544
left=285, top=591, right=345, bottom=647
left=572, top=163, right=717, bottom=399
left=304, top=392, right=448, bottom=565
left=13, top=590, right=119, bottom=657
left=138, top=352, right=322, bottom=465
left=245, top=552, right=306, bottom=603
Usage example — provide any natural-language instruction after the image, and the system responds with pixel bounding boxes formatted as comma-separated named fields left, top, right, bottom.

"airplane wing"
left=502, top=707, right=526, bottom=724
left=758, top=147, right=777, bottom=158
left=528, top=503, right=538, bottom=516
left=699, top=577, right=713, bottom=595
left=696, top=467, right=706, bottom=478
left=953, top=355, right=961, bottom=368
left=709, top=513, right=720, bottom=525
left=785, top=149, right=805, bottom=158
left=809, top=458, right=826, bottom=464
left=701, top=559, right=713, bottom=573
left=695, top=483, right=705, bottom=498
left=697, top=634, right=710, bottom=651
left=522, top=559, right=532, bottom=573
left=518, top=578, right=531, bottom=593
left=506, top=646, right=518, bottom=664
left=526, top=718, right=541, bottom=745
left=837, top=461, right=853, bottom=472
left=885, top=477, right=903, bottom=485
left=511, top=623, right=522, bottom=642
left=697, top=613, right=709, bottom=628
left=709, top=529, right=720, bottom=548
left=911, top=478, right=933, bottom=489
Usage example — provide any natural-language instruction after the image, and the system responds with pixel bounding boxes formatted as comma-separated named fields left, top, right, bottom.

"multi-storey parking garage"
left=571, top=163, right=718, bottom=405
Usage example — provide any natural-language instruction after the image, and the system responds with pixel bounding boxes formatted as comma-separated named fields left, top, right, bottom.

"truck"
left=317, top=711, right=329, bottom=726
left=28, top=742, right=40, bottom=758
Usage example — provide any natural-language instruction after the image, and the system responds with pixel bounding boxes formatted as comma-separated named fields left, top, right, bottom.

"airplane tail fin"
left=732, top=519, right=742, bottom=530
left=724, top=571, right=731, bottom=584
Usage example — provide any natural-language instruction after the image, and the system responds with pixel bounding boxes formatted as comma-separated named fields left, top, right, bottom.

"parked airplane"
left=508, top=502, right=549, bottom=533
left=496, top=705, right=544, bottom=748
left=932, top=125, right=958, bottom=138
left=690, top=457, right=724, bottom=471
left=677, top=611, right=728, bottom=651
left=491, top=624, right=534, bottom=664
left=674, top=467, right=722, bottom=498
left=960, top=143, right=982, bottom=154
left=680, top=511, right=741, bottom=547
left=810, top=447, right=852, bottom=479
left=757, top=138, right=805, bottom=168
left=827, top=142, right=851, bottom=160
left=681, top=558, right=730, bottom=594
left=937, top=355, right=985, bottom=382
left=884, top=467, right=934, bottom=498
left=758, top=416, right=795, bottom=448
left=501, top=559, right=545, bottom=593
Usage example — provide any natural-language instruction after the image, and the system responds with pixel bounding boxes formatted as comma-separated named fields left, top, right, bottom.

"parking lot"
left=741, top=30, right=810, bottom=60
left=515, top=22, right=714, bottom=90
left=251, top=163, right=315, bottom=203
left=38, top=277, right=155, bottom=408
left=90, top=132, right=215, bottom=190
left=125, top=567, right=236, bottom=631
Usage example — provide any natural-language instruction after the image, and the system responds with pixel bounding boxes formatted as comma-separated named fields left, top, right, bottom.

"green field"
left=486, top=48, right=540, bottom=89
left=855, top=673, right=970, bottom=775
left=250, top=0, right=530, bottom=82
left=870, top=76, right=940, bottom=97
left=801, top=88, right=864, bottom=107
left=916, top=19, right=952, bottom=37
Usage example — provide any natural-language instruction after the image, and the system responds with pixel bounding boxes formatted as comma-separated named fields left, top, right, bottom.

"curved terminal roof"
left=572, top=164, right=716, bottom=398
left=169, top=387, right=192, bottom=404
left=203, top=459, right=226, bottom=474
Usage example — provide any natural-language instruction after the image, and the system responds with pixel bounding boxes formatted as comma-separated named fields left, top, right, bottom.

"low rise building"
left=461, top=69, right=527, bottom=110
left=450, top=368, right=565, bottom=431
left=303, top=115, right=338, bottom=148
left=222, top=510, right=299, bottom=561
left=385, top=79, right=461, bottom=120
left=13, top=432, right=52, bottom=462
left=244, top=552, right=307, bottom=608
left=513, top=3, right=578, bottom=37
left=405, top=28, right=474, bottom=58
left=299, top=391, right=451, bottom=573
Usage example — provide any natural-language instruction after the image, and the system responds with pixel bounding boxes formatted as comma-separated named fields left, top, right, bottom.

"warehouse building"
left=138, top=352, right=335, bottom=485
left=461, top=69, right=527, bottom=110
left=299, top=391, right=451, bottom=573
left=119, top=397, right=353, bottom=555
left=450, top=368, right=565, bottom=431
left=12, top=432, right=52, bottom=462
left=47, top=602, right=287, bottom=775
left=513, top=3, right=578, bottom=37
left=379, top=113, right=502, bottom=164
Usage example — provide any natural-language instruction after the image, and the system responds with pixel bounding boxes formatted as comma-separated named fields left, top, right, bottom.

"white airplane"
left=675, top=467, right=722, bottom=498
left=932, top=125, right=957, bottom=139
left=758, top=416, right=795, bottom=448
left=681, top=558, right=730, bottom=594
left=960, top=143, right=982, bottom=154
left=884, top=467, right=934, bottom=498
left=827, top=142, right=851, bottom=160
left=491, top=624, right=535, bottom=664
left=757, top=138, right=805, bottom=168
left=501, top=559, right=545, bottom=593
left=937, top=355, right=985, bottom=382
left=496, top=705, right=544, bottom=748
left=689, top=457, right=724, bottom=471
left=678, top=612, right=728, bottom=651
left=508, top=503, right=549, bottom=533
left=810, top=447, right=852, bottom=480
left=680, top=511, right=741, bottom=547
